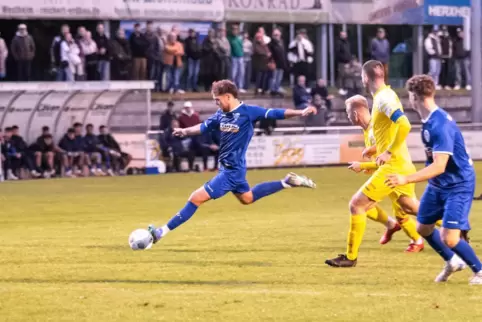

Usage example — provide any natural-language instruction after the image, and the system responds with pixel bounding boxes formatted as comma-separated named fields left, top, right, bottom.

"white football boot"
left=469, top=271, right=482, bottom=285
left=284, top=172, right=316, bottom=189
left=435, top=254, right=467, bottom=283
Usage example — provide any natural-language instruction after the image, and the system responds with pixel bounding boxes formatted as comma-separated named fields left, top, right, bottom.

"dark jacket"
left=165, top=128, right=185, bottom=155
left=11, top=134, right=28, bottom=153
left=30, top=138, right=54, bottom=153
left=311, top=85, right=329, bottom=99
left=145, top=31, right=160, bottom=61
left=93, top=33, right=110, bottom=61
left=98, top=133, right=121, bottom=151
left=453, top=37, right=469, bottom=59
left=252, top=40, right=270, bottom=72
left=269, top=38, right=288, bottom=71
left=59, top=134, right=83, bottom=152
left=111, top=37, right=132, bottom=61
left=336, top=38, right=351, bottom=64
left=11, top=33, right=36, bottom=61
left=83, top=134, right=102, bottom=153
left=201, top=37, right=219, bottom=76
left=185, top=35, right=202, bottom=60
left=371, top=38, right=390, bottom=64
left=160, top=110, right=175, bottom=131
left=293, top=85, right=311, bottom=107
left=129, top=33, right=149, bottom=59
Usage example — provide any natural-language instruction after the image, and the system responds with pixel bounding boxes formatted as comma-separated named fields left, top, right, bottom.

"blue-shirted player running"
left=386, top=75, right=482, bottom=284
left=148, top=80, right=317, bottom=243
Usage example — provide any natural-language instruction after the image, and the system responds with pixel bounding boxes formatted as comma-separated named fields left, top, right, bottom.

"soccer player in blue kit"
left=386, top=75, right=482, bottom=284
left=148, top=80, right=317, bottom=243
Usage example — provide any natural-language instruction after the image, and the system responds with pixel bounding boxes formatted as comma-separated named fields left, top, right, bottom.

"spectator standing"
left=51, top=24, right=70, bottom=81
left=163, top=32, right=185, bottom=94
left=145, top=21, right=161, bottom=82
left=335, top=31, right=352, bottom=95
left=344, top=57, right=363, bottom=96
left=0, top=32, right=8, bottom=80
left=370, top=28, right=390, bottom=83
left=216, top=27, right=231, bottom=80
left=293, top=75, right=311, bottom=109
left=424, top=28, right=442, bottom=90
left=155, top=28, right=167, bottom=91
left=253, top=32, right=271, bottom=95
left=129, top=23, right=149, bottom=80
left=94, top=23, right=111, bottom=81
left=111, top=29, right=132, bottom=81
left=201, top=29, right=219, bottom=91
left=160, top=101, right=176, bottom=131
left=257, top=27, right=271, bottom=45
left=60, top=33, right=83, bottom=81
left=453, top=28, right=471, bottom=90
left=11, top=24, right=35, bottom=81
left=185, top=29, right=202, bottom=92
left=242, top=32, right=253, bottom=90
left=228, top=24, right=245, bottom=92
left=79, top=31, right=98, bottom=81
left=287, top=29, right=314, bottom=81
left=439, top=26, right=453, bottom=90
left=269, top=28, right=288, bottom=96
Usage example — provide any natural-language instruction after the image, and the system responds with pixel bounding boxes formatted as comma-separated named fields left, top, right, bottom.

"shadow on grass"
left=0, top=278, right=264, bottom=286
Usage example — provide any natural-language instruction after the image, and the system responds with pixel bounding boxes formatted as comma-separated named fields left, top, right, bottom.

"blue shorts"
left=418, top=184, right=474, bottom=230
left=204, top=168, right=250, bottom=199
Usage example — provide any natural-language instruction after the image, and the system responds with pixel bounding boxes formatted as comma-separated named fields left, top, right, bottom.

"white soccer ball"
left=128, top=229, right=154, bottom=250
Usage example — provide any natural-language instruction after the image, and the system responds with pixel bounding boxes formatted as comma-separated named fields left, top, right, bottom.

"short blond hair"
left=345, top=95, right=369, bottom=110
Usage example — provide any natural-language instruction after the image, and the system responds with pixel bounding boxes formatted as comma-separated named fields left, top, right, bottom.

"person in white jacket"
left=61, top=33, right=83, bottom=81
left=424, top=28, right=442, bottom=89
left=288, top=29, right=314, bottom=81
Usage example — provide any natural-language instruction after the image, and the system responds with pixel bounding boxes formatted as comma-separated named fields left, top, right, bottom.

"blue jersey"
left=421, top=108, right=475, bottom=189
left=200, top=103, right=285, bottom=170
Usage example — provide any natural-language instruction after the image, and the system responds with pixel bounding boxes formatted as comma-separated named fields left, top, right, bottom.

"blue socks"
left=252, top=181, right=285, bottom=202
left=167, top=201, right=199, bottom=230
left=424, top=229, right=455, bottom=262
left=451, top=240, right=482, bottom=273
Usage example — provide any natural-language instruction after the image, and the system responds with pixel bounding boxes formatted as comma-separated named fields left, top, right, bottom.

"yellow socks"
left=397, top=216, right=422, bottom=243
left=366, top=206, right=389, bottom=226
left=346, top=213, right=367, bottom=260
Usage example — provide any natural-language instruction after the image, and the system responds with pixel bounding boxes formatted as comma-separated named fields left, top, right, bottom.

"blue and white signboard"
left=424, top=0, right=471, bottom=25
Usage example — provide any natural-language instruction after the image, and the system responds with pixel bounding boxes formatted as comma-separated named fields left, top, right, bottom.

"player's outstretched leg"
left=365, top=206, right=402, bottom=245
left=236, top=172, right=316, bottom=205
left=148, top=186, right=211, bottom=244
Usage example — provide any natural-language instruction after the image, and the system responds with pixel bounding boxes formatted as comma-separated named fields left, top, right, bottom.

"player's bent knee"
left=236, top=192, right=253, bottom=205
left=188, top=187, right=211, bottom=206
left=440, top=229, right=460, bottom=248
left=349, top=192, right=371, bottom=214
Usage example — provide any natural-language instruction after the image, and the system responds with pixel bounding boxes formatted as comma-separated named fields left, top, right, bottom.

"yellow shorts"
left=360, top=164, right=416, bottom=203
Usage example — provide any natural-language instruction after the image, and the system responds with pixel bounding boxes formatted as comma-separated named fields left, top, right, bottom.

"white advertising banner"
left=0, top=0, right=223, bottom=21
left=246, top=134, right=340, bottom=168
left=224, top=0, right=331, bottom=23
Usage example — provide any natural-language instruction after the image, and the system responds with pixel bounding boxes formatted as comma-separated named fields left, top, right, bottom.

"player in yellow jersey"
left=326, top=60, right=422, bottom=267
left=343, top=94, right=424, bottom=252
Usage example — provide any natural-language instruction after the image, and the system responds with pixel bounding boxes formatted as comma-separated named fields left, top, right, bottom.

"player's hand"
left=209, top=144, right=219, bottom=151
left=173, top=128, right=187, bottom=137
left=363, top=169, right=373, bottom=175
left=385, top=174, right=408, bottom=188
left=302, top=105, right=317, bottom=116
left=376, top=151, right=391, bottom=166
left=348, top=161, right=362, bottom=173
left=362, top=146, right=376, bottom=159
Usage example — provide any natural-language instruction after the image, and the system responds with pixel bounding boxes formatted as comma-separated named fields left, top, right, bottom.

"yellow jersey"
left=371, top=85, right=413, bottom=169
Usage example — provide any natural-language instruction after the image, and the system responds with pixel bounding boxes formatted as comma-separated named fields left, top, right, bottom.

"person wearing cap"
left=177, top=102, right=200, bottom=129
left=370, top=28, right=390, bottom=83
left=453, top=28, right=471, bottom=91
left=10, top=23, right=36, bottom=81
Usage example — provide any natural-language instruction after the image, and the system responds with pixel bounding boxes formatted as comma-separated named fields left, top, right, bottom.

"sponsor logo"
left=220, top=123, right=239, bottom=133
left=7, top=107, right=33, bottom=113
left=63, top=106, right=87, bottom=112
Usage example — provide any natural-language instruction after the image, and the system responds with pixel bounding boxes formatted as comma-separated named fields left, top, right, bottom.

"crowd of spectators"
left=424, top=26, right=471, bottom=90
left=0, top=123, right=131, bottom=181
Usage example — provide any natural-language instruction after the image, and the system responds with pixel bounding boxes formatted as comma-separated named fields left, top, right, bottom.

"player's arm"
left=173, top=124, right=202, bottom=137
left=254, top=106, right=317, bottom=121
left=405, top=153, right=449, bottom=184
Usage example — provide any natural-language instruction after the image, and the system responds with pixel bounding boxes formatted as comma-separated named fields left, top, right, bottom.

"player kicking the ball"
left=385, top=75, right=482, bottom=284
left=147, top=80, right=316, bottom=243
left=325, top=60, right=421, bottom=268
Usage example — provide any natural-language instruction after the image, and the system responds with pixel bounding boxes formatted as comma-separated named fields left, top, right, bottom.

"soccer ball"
left=128, top=229, right=154, bottom=250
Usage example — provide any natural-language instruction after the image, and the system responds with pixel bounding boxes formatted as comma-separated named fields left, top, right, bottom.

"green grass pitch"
left=1, top=164, right=482, bottom=322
